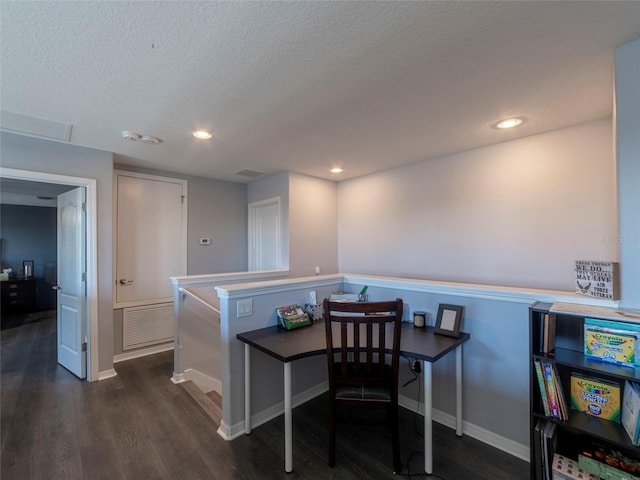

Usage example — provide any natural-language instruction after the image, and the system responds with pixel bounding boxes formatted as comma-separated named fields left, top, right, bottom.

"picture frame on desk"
left=435, top=304, right=463, bottom=338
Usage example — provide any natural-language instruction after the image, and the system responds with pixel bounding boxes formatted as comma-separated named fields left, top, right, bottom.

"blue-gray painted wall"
left=1, top=204, right=57, bottom=310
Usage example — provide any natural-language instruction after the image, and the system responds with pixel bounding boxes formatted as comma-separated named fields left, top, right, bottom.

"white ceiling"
left=1, top=1, right=639, bottom=184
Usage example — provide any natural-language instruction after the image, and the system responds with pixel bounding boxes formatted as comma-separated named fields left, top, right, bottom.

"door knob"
left=119, top=278, right=134, bottom=286
left=52, top=284, right=62, bottom=290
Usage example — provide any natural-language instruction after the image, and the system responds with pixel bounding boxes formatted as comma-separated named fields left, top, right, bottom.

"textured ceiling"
left=1, top=1, right=640, bottom=183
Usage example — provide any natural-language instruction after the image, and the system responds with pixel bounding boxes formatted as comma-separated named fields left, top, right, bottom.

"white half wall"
left=338, top=118, right=617, bottom=292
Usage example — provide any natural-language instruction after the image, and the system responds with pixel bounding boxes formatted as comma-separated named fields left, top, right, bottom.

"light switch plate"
left=237, top=299, right=252, bottom=317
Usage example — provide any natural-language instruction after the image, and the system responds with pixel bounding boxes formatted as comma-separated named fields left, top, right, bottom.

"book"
left=535, top=359, right=552, bottom=416
left=542, top=421, right=557, bottom=480
left=543, top=362, right=561, bottom=419
left=554, top=364, right=569, bottom=421
left=622, top=380, right=640, bottom=446
left=543, top=313, right=556, bottom=354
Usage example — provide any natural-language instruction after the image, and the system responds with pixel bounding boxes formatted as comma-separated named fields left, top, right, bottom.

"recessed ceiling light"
left=193, top=130, right=212, bottom=140
left=495, top=118, right=523, bottom=129
left=330, top=167, right=343, bottom=174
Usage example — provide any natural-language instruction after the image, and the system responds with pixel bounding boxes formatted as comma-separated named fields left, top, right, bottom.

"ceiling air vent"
left=235, top=169, right=264, bottom=178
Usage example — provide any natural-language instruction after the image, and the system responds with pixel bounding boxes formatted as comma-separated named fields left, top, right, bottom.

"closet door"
left=114, top=171, right=187, bottom=307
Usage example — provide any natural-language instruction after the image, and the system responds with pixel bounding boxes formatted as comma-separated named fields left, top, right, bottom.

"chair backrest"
left=323, top=298, right=403, bottom=399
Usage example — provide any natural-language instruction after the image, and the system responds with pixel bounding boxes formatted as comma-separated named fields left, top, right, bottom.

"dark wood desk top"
left=237, top=321, right=470, bottom=363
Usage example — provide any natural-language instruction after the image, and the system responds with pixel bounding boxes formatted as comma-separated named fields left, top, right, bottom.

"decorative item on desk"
left=276, top=304, right=312, bottom=330
left=357, top=285, right=368, bottom=302
left=23, top=260, right=34, bottom=278
left=413, top=311, right=426, bottom=328
left=434, top=304, right=463, bottom=338
left=304, top=303, right=324, bottom=322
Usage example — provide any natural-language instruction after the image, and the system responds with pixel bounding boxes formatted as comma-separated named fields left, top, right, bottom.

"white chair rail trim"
left=214, top=273, right=620, bottom=307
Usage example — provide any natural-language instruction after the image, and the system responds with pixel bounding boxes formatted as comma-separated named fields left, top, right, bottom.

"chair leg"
left=390, top=404, right=401, bottom=473
left=328, top=400, right=336, bottom=467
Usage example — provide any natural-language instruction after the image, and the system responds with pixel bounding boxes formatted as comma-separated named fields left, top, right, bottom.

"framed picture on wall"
left=434, top=304, right=464, bottom=338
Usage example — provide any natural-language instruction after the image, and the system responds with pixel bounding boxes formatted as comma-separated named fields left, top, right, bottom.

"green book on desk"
left=276, top=304, right=312, bottom=330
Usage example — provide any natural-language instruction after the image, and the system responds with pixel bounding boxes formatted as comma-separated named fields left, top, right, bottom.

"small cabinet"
left=529, top=302, right=640, bottom=479
left=1, top=278, right=35, bottom=312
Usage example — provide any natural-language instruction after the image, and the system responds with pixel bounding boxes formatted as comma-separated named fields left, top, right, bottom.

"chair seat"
left=335, top=385, right=391, bottom=401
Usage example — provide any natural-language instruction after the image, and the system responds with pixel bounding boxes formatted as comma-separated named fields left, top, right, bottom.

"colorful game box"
left=571, top=373, right=621, bottom=423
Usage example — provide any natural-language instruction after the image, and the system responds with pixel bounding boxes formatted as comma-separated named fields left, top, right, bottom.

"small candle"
left=413, top=311, right=426, bottom=328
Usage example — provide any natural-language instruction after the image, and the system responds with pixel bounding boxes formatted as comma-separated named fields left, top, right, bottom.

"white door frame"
left=0, top=167, right=98, bottom=382
left=248, top=196, right=281, bottom=271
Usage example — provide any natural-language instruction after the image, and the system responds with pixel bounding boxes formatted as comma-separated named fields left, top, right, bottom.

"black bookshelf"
left=529, top=302, right=640, bottom=480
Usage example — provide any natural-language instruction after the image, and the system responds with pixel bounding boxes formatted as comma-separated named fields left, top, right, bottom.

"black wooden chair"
left=323, top=297, right=403, bottom=473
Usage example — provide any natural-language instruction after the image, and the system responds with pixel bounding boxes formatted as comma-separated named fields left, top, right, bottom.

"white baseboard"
left=398, top=393, right=529, bottom=462
left=97, top=368, right=118, bottom=381
left=218, top=381, right=329, bottom=441
left=183, top=368, right=221, bottom=395
left=113, top=342, right=173, bottom=363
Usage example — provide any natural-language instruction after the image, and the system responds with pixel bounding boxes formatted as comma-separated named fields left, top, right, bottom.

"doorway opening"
left=0, top=167, right=98, bottom=381
left=248, top=196, right=282, bottom=271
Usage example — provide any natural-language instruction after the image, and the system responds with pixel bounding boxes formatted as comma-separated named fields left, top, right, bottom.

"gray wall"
left=0, top=204, right=57, bottom=310
left=615, top=39, right=640, bottom=309
left=0, top=132, right=114, bottom=373
left=186, top=175, right=247, bottom=274
left=338, top=118, right=618, bottom=292
left=248, top=172, right=340, bottom=277
left=288, top=173, right=338, bottom=277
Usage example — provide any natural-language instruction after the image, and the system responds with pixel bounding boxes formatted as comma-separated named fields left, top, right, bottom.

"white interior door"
left=115, top=172, right=187, bottom=306
left=57, top=187, right=86, bottom=378
left=248, top=197, right=281, bottom=271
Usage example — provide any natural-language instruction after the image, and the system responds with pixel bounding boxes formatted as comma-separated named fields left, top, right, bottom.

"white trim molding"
left=0, top=167, right=100, bottom=382
left=218, top=382, right=328, bottom=441
left=98, top=369, right=118, bottom=381
left=113, top=342, right=174, bottom=363
left=398, top=394, right=529, bottom=462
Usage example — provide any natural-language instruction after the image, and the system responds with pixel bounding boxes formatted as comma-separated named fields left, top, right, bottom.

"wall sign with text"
left=575, top=260, right=620, bottom=300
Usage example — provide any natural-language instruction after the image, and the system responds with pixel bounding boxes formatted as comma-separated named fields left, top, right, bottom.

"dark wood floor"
left=1, top=313, right=529, bottom=479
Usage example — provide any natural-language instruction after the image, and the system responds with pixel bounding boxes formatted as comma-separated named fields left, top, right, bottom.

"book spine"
left=534, top=359, right=552, bottom=416
left=543, top=362, right=560, bottom=419
left=552, top=363, right=567, bottom=421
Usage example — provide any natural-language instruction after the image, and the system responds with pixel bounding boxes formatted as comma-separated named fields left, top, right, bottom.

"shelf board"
left=553, top=348, right=640, bottom=383
left=532, top=411, right=636, bottom=451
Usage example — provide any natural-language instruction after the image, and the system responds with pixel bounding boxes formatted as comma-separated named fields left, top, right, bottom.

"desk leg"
left=284, top=362, right=293, bottom=473
left=456, top=345, right=463, bottom=437
left=244, top=344, right=251, bottom=434
left=424, top=361, right=433, bottom=475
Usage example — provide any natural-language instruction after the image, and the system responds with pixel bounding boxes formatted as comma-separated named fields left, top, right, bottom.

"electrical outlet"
left=237, top=299, right=252, bottom=317
left=412, top=360, right=422, bottom=374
